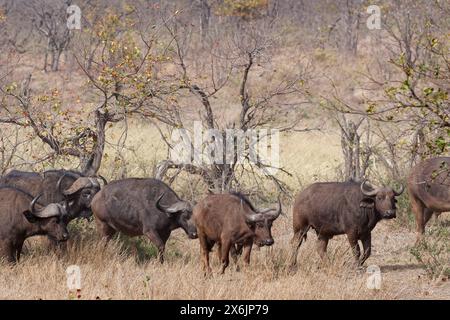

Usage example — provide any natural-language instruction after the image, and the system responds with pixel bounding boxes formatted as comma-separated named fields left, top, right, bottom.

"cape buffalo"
left=0, top=169, right=102, bottom=222
left=90, top=178, right=197, bottom=263
left=193, top=192, right=282, bottom=275
left=0, top=187, right=69, bottom=263
left=408, top=157, right=450, bottom=241
left=290, top=180, right=404, bottom=267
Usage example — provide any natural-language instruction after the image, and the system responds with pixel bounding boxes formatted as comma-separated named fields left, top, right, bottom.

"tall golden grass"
left=1, top=200, right=448, bottom=299
left=1, top=126, right=449, bottom=300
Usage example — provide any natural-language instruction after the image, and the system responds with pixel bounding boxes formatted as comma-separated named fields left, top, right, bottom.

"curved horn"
left=63, top=177, right=98, bottom=196
left=245, top=212, right=265, bottom=223
left=394, top=184, right=405, bottom=196
left=30, top=194, right=42, bottom=215
left=156, top=192, right=189, bottom=214
left=56, top=173, right=68, bottom=195
left=56, top=171, right=82, bottom=195
left=264, top=196, right=282, bottom=220
left=360, top=179, right=379, bottom=197
left=31, top=203, right=62, bottom=218
left=96, top=175, right=108, bottom=186
left=155, top=192, right=165, bottom=209
left=88, top=177, right=100, bottom=188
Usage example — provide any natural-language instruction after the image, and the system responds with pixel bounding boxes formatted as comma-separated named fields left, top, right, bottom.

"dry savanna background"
left=0, top=0, right=449, bottom=299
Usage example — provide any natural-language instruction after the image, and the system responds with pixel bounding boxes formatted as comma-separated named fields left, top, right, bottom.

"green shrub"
left=410, top=226, right=450, bottom=279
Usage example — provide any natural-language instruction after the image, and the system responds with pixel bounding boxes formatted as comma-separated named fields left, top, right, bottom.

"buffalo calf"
left=193, top=192, right=282, bottom=275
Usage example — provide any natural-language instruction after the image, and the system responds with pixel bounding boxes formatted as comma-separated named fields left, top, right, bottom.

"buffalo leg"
left=360, top=234, right=372, bottom=265
left=144, top=230, right=166, bottom=263
left=230, top=245, right=238, bottom=264
left=0, top=242, right=16, bottom=264
left=216, top=242, right=222, bottom=263
left=229, top=245, right=239, bottom=271
left=220, top=240, right=232, bottom=274
left=227, top=245, right=242, bottom=272
left=230, top=244, right=243, bottom=263
left=410, top=196, right=426, bottom=242
left=96, top=219, right=117, bottom=241
left=242, top=241, right=253, bottom=265
left=198, top=232, right=212, bottom=275
left=235, top=244, right=243, bottom=256
left=289, top=226, right=309, bottom=267
left=316, top=236, right=329, bottom=260
left=423, top=208, right=434, bottom=228
left=347, top=233, right=361, bottom=263
left=15, top=240, right=24, bottom=262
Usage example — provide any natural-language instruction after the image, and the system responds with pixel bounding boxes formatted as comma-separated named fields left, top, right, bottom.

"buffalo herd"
left=0, top=156, right=448, bottom=274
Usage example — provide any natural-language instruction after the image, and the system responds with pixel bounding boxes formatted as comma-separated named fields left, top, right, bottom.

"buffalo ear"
left=360, top=198, right=374, bottom=209
left=23, top=210, right=39, bottom=223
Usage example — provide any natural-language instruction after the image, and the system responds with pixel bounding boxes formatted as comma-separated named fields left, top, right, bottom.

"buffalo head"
left=23, top=194, right=69, bottom=242
left=244, top=196, right=282, bottom=247
left=58, top=175, right=101, bottom=219
left=360, top=179, right=404, bottom=219
left=156, top=193, right=198, bottom=239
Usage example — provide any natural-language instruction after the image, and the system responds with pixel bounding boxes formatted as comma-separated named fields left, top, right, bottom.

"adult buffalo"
left=90, top=178, right=197, bottom=263
left=193, top=192, right=282, bottom=274
left=0, top=169, right=102, bottom=222
left=408, top=157, right=450, bottom=241
left=0, top=186, right=69, bottom=263
left=290, top=179, right=404, bottom=267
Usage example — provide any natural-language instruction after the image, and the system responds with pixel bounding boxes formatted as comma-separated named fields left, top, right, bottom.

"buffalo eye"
left=256, top=222, right=264, bottom=228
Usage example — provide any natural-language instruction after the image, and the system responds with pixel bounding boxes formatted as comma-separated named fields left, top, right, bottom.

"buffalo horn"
left=394, top=184, right=405, bottom=196
left=30, top=194, right=62, bottom=218
left=156, top=193, right=189, bottom=214
left=360, top=179, right=379, bottom=196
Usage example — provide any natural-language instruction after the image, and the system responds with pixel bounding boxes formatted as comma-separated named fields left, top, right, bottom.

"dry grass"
left=1, top=206, right=448, bottom=300
left=1, top=20, right=448, bottom=300
left=1, top=124, right=449, bottom=300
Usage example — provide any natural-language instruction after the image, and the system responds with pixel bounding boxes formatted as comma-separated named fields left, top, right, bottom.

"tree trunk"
left=339, top=116, right=367, bottom=181
left=199, top=0, right=211, bottom=40
left=344, top=0, right=360, bottom=55
left=51, top=49, right=62, bottom=72
left=81, top=110, right=107, bottom=176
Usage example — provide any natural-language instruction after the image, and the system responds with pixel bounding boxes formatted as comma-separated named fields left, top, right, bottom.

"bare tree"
left=152, top=15, right=313, bottom=193
left=0, top=7, right=166, bottom=175
left=336, top=114, right=372, bottom=181
left=196, top=0, right=211, bottom=40
left=363, top=0, right=449, bottom=158
left=28, top=0, right=74, bottom=72
left=341, top=0, right=362, bottom=55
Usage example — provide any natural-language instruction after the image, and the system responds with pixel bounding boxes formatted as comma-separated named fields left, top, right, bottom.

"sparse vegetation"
left=411, top=226, right=450, bottom=280
left=0, top=0, right=448, bottom=299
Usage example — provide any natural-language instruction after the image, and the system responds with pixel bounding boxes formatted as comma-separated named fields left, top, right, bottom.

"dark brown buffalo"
left=193, top=192, right=282, bottom=274
left=290, top=180, right=404, bottom=267
left=0, top=169, right=102, bottom=222
left=91, top=178, right=197, bottom=263
left=0, top=187, right=69, bottom=263
left=408, top=157, right=450, bottom=241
